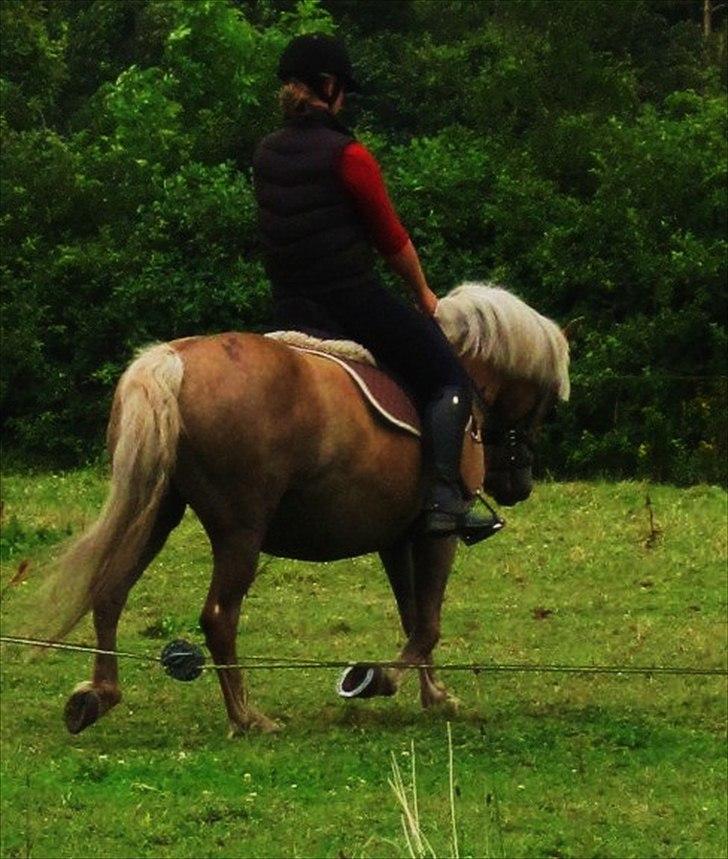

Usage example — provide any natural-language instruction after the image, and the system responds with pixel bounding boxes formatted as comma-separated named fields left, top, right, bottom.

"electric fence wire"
left=1, top=634, right=726, bottom=679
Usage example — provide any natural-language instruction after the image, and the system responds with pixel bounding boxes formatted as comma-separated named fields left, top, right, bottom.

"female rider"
left=252, top=34, right=495, bottom=544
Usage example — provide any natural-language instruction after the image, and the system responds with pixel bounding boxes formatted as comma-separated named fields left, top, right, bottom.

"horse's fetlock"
left=95, top=681, right=122, bottom=707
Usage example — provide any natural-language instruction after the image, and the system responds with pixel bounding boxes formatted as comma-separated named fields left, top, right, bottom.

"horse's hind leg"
left=200, top=529, right=278, bottom=736
left=65, top=492, right=185, bottom=734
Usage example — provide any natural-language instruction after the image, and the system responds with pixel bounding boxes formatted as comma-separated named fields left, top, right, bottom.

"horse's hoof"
left=227, top=713, right=282, bottom=738
left=338, top=664, right=396, bottom=699
left=421, top=688, right=460, bottom=711
left=64, top=684, right=101, bottom=734
left=253, top=715, right=282, bottom=734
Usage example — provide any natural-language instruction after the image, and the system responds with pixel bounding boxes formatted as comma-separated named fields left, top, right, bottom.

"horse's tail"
left=34, top=343, right=184, bottom=642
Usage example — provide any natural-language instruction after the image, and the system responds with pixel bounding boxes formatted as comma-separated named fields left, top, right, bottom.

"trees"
left=1, top=0, right=725, bottom=481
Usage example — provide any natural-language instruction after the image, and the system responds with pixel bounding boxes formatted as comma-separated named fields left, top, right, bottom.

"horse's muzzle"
left=484, top=466, right=533, bottom=507
left=483, top=435, right=534, bottom=507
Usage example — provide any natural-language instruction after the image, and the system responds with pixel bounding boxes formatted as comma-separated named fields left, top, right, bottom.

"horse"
left=31, top=282, right=570, bottom=736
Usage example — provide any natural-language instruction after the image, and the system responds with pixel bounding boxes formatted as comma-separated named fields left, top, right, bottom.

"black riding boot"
left=421, top=386, right=503, bottom=544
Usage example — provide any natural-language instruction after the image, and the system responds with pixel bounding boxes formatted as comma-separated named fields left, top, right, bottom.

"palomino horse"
left=35, top=283, right=569, bottom=735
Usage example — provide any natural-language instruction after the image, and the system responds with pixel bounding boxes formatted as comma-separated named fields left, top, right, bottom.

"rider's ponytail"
left=279, top=80, right=319, bottom=117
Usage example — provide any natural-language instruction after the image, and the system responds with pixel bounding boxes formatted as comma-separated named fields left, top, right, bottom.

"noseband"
left=483, top=423, right=535, bottom=472
left=470, top=385, right=539, bottom=475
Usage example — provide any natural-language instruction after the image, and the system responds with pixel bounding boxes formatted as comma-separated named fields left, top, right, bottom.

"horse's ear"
left=562, top=316, right=584, bottom=342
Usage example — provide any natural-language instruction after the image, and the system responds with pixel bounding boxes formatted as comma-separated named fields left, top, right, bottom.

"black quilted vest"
left=252, top=108, right=377, bottom=297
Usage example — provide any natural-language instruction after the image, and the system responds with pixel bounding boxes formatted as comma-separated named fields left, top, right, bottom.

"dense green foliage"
left=1, top=0, right=726, bottom=481
left=1, top=471, right=726, bottom=857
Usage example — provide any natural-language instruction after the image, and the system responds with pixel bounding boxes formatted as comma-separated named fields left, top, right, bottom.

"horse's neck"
left=460, top=357, right=503, bottom=407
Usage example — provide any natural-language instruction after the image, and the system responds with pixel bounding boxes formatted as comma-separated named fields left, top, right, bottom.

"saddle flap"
left=267, top=333, right=422, bottom=436
left=267, top=332, right=486, bottom=496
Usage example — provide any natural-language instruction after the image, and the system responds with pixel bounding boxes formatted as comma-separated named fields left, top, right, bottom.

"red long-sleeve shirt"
left=337, top=142, right=410, bottom=257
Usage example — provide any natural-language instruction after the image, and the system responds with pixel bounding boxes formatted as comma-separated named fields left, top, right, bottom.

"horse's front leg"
left=200, top=528, right=279, bottom=736
left=377, top=536, right=417, bottom=696
left=406, top=533, right=460, bottom=708
left=337, top=538, right=411, bottom=699
left=339, top=533, right=458, bottom=706
left=381, top=535, right=453, bottom=702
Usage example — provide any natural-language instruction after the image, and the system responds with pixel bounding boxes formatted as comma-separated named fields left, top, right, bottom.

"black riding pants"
left=272, top=281, right=471, bottom=415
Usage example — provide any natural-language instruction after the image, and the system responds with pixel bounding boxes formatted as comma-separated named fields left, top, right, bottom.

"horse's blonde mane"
left=435, top=282, right=570, bottom=400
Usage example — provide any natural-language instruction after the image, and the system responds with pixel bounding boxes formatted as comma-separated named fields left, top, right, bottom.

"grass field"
left=1, top=469, right=726, bottom=858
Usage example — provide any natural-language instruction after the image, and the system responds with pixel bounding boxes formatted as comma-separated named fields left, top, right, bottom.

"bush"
left=1, top=0, right=725, bottom=482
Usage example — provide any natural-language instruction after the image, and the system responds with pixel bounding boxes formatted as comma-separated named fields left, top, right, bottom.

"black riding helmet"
left=277, top=33, right=362, bottom=96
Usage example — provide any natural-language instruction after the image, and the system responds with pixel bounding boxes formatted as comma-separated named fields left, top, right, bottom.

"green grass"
left=1, top=469, right=726, bottom=858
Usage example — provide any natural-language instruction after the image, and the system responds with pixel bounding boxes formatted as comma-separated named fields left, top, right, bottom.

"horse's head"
left=435, top=282, right=571, bottom=507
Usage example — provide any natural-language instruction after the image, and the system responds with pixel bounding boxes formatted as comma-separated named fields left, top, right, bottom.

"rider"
left=252, top=33, right=496, bottom=543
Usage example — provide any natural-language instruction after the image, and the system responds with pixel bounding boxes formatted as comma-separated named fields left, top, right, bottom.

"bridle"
left=482, top=421, right=536, bottom=472
left=469, top=382, right=553, bottom=475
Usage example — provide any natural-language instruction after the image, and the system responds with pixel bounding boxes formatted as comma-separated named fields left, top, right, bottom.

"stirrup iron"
left=459, top=492, right=505, bottom=546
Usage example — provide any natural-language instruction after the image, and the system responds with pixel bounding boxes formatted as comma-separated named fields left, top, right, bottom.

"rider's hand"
left=418, top=288, right=439, bottom=317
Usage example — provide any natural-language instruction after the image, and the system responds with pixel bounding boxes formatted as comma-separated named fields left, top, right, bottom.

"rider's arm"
left=338, top=142, right=439, bottom=315
left=382, top=239, right=438, bottom=316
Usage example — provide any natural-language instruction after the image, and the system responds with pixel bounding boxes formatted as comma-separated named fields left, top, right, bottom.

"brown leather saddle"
left=267, top=334, right=485, bottom=499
